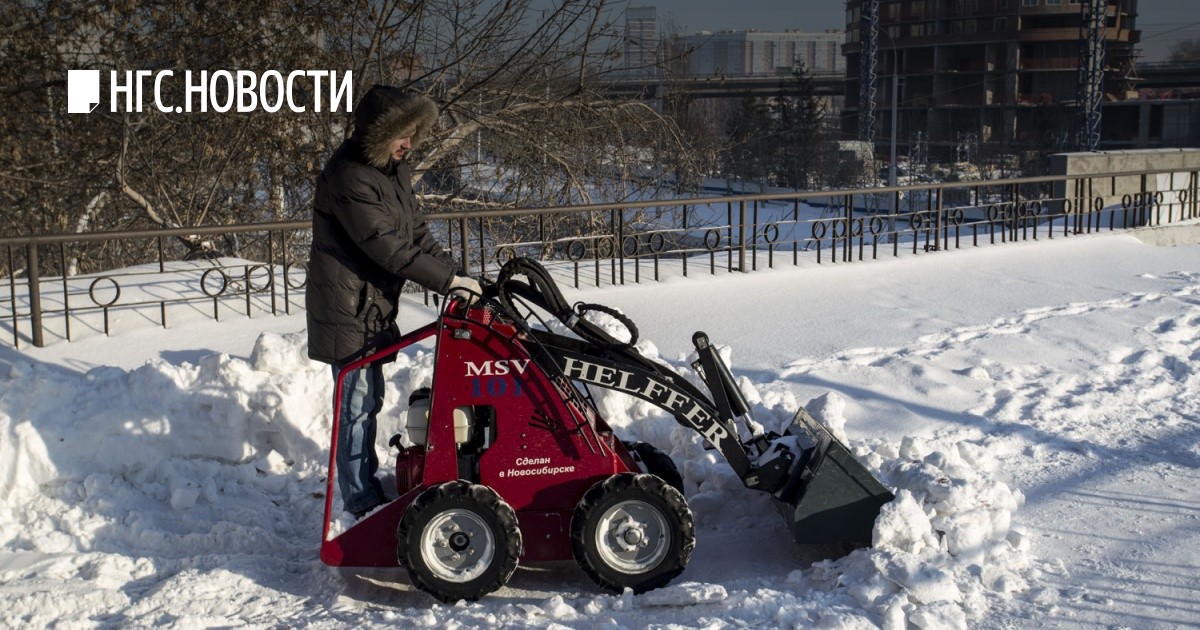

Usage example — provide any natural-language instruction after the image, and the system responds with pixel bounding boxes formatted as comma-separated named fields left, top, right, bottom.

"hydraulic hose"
left=495, top=257, right=638, bottom=350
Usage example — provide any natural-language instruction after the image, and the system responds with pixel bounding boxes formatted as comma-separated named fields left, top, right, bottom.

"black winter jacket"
left=306, top=88, right=457, bottom=364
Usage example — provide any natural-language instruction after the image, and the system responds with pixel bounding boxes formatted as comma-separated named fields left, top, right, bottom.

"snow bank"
left=1, top=332, right=325, bottom=504
left=0, top=326, right=1036, bottom=628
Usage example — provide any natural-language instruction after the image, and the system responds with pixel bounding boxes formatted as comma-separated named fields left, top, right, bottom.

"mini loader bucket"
left=771, top=410, right=895, bottom=545
left=688, top=331, right=893, bottom=547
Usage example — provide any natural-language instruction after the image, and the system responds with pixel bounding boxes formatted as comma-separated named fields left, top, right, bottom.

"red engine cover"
left=321, top=305, right=638, bottom=567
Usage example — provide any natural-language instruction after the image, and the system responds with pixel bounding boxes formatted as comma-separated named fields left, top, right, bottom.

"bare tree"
left=0, top=0, right=701, bottom=274
left=1168, top=38, right=1200, bottom=63
left=1, top=1, right=342, bottom=271
left=365, top=1, right=699, bottom=205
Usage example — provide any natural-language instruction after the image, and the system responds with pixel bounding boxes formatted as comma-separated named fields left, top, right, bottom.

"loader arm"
left=528, top=331, right=752, bottom=480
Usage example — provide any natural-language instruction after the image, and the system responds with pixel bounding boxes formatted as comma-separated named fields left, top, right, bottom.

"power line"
left=1137, top=21, right=1200, bottom=41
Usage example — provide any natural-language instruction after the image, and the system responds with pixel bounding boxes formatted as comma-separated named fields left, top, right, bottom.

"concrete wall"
left=1133, top=222, right=1200, bottom=247
left=1050, top=149, right=1200, bottom=220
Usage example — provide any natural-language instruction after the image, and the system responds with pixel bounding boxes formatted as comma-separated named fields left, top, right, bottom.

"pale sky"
left=544, top=1, right=1200, bottom=62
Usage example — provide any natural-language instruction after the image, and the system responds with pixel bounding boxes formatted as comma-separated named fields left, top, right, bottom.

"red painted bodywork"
left=320, top=300, right=638, bottom=567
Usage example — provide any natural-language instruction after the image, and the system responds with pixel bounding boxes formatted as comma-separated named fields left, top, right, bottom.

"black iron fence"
left=2, top=167, right=1197, bottom=348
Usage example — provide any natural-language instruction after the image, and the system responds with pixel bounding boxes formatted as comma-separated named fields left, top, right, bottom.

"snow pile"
left=565, top=327, right=1036, bottom=628
left=0, top=333, right=346, bottom=627
left=0, top=332, right=327, bottom=506
left=814, top=430, right=1034, bottom=628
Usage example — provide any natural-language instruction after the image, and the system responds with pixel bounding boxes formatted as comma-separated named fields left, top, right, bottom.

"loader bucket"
left=772, top=409, right=894, bottom=546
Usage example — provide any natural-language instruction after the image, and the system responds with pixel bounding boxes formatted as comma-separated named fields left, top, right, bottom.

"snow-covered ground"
left=2, top=228, right=1198, bottom=628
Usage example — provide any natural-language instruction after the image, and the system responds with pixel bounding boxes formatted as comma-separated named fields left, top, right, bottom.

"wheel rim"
left=420, top=508, right=496, bottom=583
left=594, top=499, right=670, bottom=574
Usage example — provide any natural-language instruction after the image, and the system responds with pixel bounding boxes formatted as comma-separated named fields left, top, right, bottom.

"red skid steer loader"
left=319, top=258, right=893, bottom=602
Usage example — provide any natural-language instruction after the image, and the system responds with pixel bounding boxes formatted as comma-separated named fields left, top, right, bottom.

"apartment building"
left=624, top=6, right=659, bottom=76
left=680, top=29, right=846, bottom=77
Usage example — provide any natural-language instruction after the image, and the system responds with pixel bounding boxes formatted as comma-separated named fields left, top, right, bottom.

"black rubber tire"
left=571, top=473, right=695, bottom=594
left=623, top=441, right=685, bottom=495
left=396, top=480, right=522, bottom=603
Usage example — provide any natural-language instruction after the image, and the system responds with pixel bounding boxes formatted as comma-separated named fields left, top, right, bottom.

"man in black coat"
left=307, top=85, right=480, bottom=517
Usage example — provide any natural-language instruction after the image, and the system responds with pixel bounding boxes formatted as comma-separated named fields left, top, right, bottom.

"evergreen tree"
left=724, top=96, right=773, bottom=189
left=772, top=61, right=826, bottom=189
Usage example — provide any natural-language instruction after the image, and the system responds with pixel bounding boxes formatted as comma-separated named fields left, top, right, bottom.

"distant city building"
left=624, top=6, right=659, bottom=76
left=680, top=29, right=846, bottom=77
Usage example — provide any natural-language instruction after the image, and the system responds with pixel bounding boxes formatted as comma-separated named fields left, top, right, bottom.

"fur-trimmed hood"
left=353, top=85, right=438, bottom=169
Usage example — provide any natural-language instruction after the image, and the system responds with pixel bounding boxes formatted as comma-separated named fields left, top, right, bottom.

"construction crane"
left=858, top=0, right=879, bottom=146
left=1076, top=0, right=1107, bottom=151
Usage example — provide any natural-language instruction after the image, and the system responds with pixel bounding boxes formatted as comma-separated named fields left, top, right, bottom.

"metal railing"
left=2, top=166, right=1197, bottom=348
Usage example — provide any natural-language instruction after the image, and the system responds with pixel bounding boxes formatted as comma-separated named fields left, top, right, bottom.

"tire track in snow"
left=774, top=271, right=1200, bottom=627
left=779, top=271, right=1200, bottom=475
left=781, top=288, right=1184, bottom=378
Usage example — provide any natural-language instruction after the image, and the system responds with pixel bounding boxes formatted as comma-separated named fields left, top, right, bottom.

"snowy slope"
left=1, top=230, right=1198, bottom=628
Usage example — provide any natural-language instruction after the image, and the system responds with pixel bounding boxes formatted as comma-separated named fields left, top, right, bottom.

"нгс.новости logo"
left=67, top=70, right=353, bottom=114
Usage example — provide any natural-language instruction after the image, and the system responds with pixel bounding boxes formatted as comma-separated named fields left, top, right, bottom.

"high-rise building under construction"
left=842, top=0, right=1139, bottom=155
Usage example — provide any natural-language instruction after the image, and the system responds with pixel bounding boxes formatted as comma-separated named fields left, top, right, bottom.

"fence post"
left=459, top=218, right=469, bottom=275
left=935, top=187, right=945, bottom=251
left=616, top=209, right=625, bottom=284
left=1140, top=173, right=1148, bottom=227
left=27, top=244, right=44, bottom=347
left=268, top=232, right=278, bottom=315
left=59, top=244, right=71, bottom=341
left=845, top=194, right=854, bottom=262
left=682, top=206, right=690, bottom=277
left=539, top=214, right=547, bottom=260
left=738, top=200, right=746, bottom=272
left=726, top=203, right=733, bottom=272
left=751, top=200, right=759, bottom=271
left=1193, top=171, right=1199, bottom=219
left=477, top=217, right=486, bottom=278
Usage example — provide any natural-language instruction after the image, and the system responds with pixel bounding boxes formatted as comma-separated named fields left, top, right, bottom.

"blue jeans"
left=333, top=363, right=386, bottom=514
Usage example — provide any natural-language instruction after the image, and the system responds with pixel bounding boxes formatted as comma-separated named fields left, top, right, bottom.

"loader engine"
left=392, top=388, right=498, bottom=495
